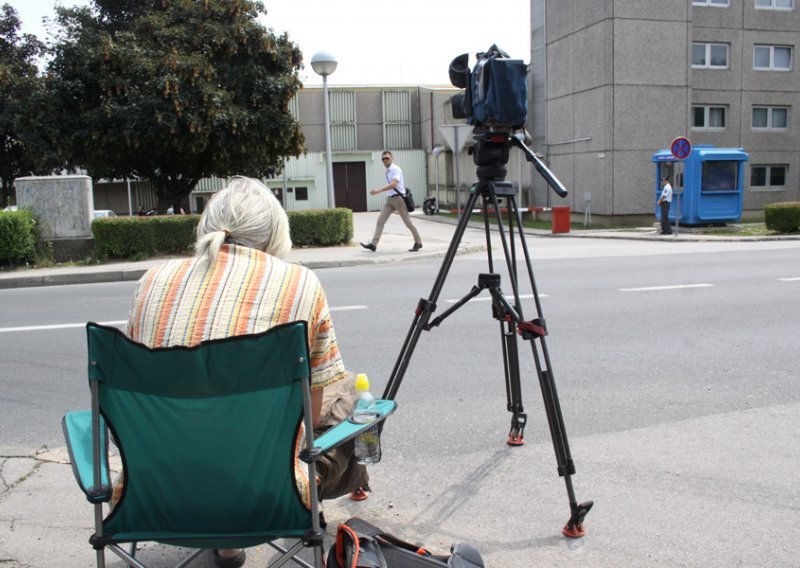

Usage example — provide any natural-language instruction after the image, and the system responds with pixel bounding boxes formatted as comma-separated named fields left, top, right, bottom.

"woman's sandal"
left=213, top=548, right=246, bottom=568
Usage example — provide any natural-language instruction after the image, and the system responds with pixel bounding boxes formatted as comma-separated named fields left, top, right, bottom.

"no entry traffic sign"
left=670, top=137, right=691, bottom=160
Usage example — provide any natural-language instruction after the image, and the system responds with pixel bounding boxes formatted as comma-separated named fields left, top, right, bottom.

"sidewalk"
left=1, top=211, right=796, bottom=290
left=1, top=211, right=798, bottom=567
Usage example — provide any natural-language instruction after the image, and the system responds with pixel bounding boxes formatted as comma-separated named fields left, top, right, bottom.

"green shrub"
left=92, top=217, right=157, bottom=259
left=289, top=208, right=353, bottom=247
left=148, top=215, right=199, bottom=254
left=92, top=215, right=200, bottom=260
left=0, top=209, right=37, bottom=266
left=764, top=202, right=800, bottom=233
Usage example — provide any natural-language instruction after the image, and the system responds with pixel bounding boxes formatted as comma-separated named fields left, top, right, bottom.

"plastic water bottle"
left=352, top=373, right=381, bottom=464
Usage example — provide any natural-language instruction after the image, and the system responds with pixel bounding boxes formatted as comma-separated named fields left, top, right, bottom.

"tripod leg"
left=382, top=187, right=484, bottom=401
left=501, top=320, right=527, bottom=446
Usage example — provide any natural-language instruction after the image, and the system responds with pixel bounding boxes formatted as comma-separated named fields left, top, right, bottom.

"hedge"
left=91, top=208, right=353, bottom=260
left=764, top=202, right=800, bottom=233
left=92, top=215, right=198, bottom=260
left=289, top=208, right=353, bottom=247
left=0, top=209, right=38, bottom=266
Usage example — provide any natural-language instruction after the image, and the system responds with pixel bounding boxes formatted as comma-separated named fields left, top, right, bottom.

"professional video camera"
left=448, top=45, right=529, bottom=178
left=449, top=44, right=528, bottom=130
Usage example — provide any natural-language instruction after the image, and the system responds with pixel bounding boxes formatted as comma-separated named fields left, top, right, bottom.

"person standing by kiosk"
left=657, top=176, right=673, bottom=235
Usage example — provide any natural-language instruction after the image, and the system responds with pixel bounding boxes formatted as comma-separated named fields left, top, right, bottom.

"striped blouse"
left=127, top=243, right=347, bottom=391
left=124, top=243, right=347, bottom=507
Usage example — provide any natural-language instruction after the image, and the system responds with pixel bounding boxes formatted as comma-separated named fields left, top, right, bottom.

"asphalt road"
left=1, top=238, right=799, bottom=566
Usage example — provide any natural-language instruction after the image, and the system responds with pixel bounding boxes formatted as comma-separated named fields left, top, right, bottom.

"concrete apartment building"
left=531, top=0, right=800, bottom=220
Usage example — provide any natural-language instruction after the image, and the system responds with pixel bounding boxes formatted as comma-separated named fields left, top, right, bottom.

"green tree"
left=44, top=0, right=304, bottom=211
left=0, top=4, right=45, bottom=206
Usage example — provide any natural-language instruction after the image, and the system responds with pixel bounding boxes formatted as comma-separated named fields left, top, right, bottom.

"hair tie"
left=223, top=229, right=232, bottom=243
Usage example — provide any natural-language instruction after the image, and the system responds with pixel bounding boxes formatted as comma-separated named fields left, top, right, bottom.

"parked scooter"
left=423, top=196, right=439, bottom=216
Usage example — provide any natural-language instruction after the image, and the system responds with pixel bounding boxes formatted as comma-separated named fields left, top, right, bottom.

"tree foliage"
left=43, top=0, right=305, bottom=210
left=0, top=4, right=45, bottom=205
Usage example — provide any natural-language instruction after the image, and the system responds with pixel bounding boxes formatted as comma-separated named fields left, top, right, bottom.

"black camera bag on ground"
left=326, top=517, right=484, bottom=568
left=401, top=188, right=415, bottom=213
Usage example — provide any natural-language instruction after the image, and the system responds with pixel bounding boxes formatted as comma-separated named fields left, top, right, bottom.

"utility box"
left=551, top=206, right=571, bottom=234
left=651, top=145, right=749, bottom=225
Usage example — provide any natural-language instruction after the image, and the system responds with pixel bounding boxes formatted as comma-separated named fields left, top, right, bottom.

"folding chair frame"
left=63, top=322, right=396, bottom=568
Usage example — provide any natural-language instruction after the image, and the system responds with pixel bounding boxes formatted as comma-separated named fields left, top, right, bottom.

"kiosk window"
left=701, top=161, right=738, bottom=191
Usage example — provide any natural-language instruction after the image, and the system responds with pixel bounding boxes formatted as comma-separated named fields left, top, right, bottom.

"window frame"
left=755, top=0, right=794, bottom=10
left=751, top=106, right=789, bottom=130
left=753, top=45, right=793, bottom=71
left=693, top=0, right=730, bottom=6
left=750, top=165, right=788, bottom=189
left=692, top=105, right=728, bottom=130
left=692, top=42, right=730, bottom=69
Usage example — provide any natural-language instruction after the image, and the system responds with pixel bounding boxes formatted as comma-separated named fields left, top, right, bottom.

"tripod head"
left=469, top=129, right=569, bottom=199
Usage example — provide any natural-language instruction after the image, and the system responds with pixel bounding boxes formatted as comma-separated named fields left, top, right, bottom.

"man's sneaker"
left=360, top=242, right=376, bottom=252
left=409, top=242, right=423, bottom=252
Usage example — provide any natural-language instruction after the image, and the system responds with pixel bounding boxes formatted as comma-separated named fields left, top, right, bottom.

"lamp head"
left=310, top=51, right=338, bottom=77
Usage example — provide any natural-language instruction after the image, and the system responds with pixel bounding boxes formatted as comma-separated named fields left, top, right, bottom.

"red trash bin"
left=551, top=206, right=571, bottom=234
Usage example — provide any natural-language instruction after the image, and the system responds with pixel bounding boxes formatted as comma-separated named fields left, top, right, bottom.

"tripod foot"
left=506, top=430, right=524, bottom=446
left=506, top=413, right=527, bottom=446
left=562, top=500, right=593, bottom=539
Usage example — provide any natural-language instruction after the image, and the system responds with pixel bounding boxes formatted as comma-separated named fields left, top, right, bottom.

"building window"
left=692, top=43, right=730, bottom=68
left=382, top=90, right=413, bottom=149
left=754, top=45, right=793, bottom=70
left=294, top=186, right=308, bottom=200
left=755, top=0, right=794, bottom=9
left=693, top=0, right=729, bottom=5
left=751, top=165, right=787, bottom=188
left=692, top=105, right=727, bottom=129
left=752, top=106, right=789, bottom=129
left=329, top=90, right=357, bottom=151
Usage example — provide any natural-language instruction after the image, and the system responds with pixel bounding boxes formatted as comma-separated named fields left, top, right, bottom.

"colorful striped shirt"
left=123, top=243, right=347, bottom=507
left=127, top=244, right=347, bottom=391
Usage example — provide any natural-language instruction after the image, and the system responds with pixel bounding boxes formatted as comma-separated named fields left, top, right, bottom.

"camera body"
left=449, top=45, right=528, bottom=129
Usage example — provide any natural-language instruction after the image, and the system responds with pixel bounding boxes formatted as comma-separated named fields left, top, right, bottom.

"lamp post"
left=432, top=146, right=444, bottom=210
left=311, top=51, right=338, bottom=209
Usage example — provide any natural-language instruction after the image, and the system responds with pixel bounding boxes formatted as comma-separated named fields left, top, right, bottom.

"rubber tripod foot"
left=562, top=523, right=586, bottom=538
left=506, top=431, right=524, bottom=446
left=349, top=487, right=369, bottom=501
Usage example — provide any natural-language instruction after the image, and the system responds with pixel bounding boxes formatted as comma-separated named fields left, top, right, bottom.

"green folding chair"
left=62, top=321, right=396, bottom=568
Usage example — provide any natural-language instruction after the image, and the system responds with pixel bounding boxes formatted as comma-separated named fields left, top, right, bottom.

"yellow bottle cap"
left=355, top=373, right=370, bottom=391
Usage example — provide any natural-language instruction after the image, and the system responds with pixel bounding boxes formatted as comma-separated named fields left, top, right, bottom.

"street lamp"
left=432, top=146, right=444, bottom=210
left=311, top=51, right=338, bottom=209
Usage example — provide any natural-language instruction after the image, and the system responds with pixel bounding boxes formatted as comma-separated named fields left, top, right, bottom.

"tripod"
left=381, top=133, right=593, bottom=538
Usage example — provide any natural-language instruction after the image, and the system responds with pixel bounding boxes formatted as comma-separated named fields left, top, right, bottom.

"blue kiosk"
left=652, top=145, right=749, bottom=226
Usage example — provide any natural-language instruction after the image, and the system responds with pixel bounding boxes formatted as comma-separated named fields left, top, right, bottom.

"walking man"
left=361, top=151, right=423, bottom=252
left=657, top=176, right=673, bottom=235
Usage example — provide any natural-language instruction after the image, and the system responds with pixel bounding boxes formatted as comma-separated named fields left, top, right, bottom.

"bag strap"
left=335, top=524, right=360, bottom=568
left=344, top=517, right=433, bottom=557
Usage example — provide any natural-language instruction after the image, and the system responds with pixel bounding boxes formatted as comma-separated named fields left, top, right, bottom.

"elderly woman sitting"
left=121, top=177, right=367, bottom=567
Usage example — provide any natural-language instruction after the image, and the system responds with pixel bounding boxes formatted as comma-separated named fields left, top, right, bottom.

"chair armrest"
left=302, top=400, right=397, bottom=462
left=62, top=410, right=112, bottom=503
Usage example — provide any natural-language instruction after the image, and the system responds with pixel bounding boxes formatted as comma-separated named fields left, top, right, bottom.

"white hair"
left=194, top=176, right=292, bottom=262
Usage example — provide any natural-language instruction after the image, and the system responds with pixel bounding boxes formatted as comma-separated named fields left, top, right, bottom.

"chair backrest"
left=86, top=321, right=313, bottom=546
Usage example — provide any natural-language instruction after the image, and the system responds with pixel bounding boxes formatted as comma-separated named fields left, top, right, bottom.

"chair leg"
left=96, top=548, right=106, bottom=568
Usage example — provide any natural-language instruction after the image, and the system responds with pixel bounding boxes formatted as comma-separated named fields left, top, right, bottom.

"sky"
left=8, top=0, right=531, bottom=87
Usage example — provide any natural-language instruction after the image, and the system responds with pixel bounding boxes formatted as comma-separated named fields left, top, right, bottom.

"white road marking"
left=445, top=293, right=545, bottom=303
left=0, top=306, right=369, bottom=333
left=619, top=284, right=715, bottom=292
left=778, top=277, right=800, bottom=282
left=0, top=320, right=127, bottom=333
